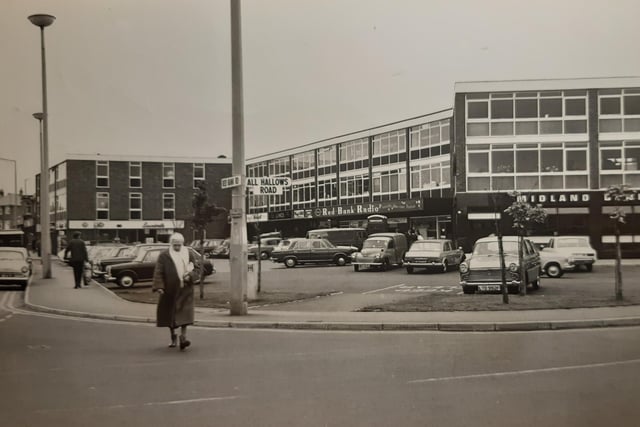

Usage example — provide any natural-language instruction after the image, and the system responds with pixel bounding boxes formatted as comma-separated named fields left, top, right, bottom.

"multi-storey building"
left=35, top=154, right=232, bottom=245
left=453, top=77, right=640, bottom=256
left=246, top=110, right=454, bottom=239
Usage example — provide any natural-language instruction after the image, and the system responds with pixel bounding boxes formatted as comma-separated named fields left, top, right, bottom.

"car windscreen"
left=363, top=239, right=389, bottom=249
left=0, top=250, right=24, bottom=261
left=410, top=241, right=442, bottom=251
left=473, top=241, right=519, bottom=256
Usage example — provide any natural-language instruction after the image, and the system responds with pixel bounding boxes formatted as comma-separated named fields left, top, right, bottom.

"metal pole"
left=229, top=0, right=247, bottom=315
left=39, top=26, right=52, bottom=278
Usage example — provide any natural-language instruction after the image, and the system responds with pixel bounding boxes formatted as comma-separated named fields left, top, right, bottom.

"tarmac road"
left=1, top=295, right=640, bottom=427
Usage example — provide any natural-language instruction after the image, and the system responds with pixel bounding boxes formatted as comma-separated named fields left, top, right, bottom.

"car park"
left=459, top=236, right=541, bottom=294
left=270, top=238, right=356, bottom=268
left=351, top=233, right=408, bottom=272
left=403, top=239, right=465, bottom=273
left=542, top=236, right=597, bottom=272
left=105, top=247, right=214, bottom=288
left=0, top=247, right=32, bottom=290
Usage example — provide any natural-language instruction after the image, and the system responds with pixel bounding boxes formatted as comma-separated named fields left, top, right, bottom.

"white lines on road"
left=407, top=358, right=640, bottom=384
left=0, top=292, right=19, bottom=322
left=34, top=395, right=244, bottom=414
left=362, top=284, right=406, bottom=294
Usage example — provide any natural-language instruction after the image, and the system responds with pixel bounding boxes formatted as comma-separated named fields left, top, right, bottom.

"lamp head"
left=32, top=113, right=44, bottom=121
left=28, top=14, right=56, bottom=28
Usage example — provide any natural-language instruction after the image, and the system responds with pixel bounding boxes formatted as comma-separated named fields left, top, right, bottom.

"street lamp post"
left=29, top=13, right=55, bottom=279
left=0, top=157, right=17, bottom=229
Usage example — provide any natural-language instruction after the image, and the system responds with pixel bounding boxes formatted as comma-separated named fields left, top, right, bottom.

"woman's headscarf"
left=168, top=233, right=190, bottom=287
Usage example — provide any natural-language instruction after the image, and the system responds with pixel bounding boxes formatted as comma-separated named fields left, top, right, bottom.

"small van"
left=351, top=233, right=408, bottom=271
left=306, top=228, right=367, bottom=250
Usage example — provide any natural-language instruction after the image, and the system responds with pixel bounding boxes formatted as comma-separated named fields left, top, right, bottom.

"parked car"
left=306, top=228, right=367, bottom=250
left=248, top=236, right=283, bottom=260
left=270, top=238, right=356, bottom=268
left=272, top=238, right=306, bottom=254
left=210, top=239, right=230, bottom=258
left=459, top=236, right=541, bottom=294
left=202, top=239, right=225, bottom=258
left=542, top=236, right=597, bottom=272
left=92, top=243, right=169, bottom=278
left=351, top=233, right=408, bottom=272
left=91, top=246, right=134, bottom=277
left=105, top=247, right=214, bottom=288
left=0, top=247, right=32, bottom=290
left=403, top=239, right=465, bottom=273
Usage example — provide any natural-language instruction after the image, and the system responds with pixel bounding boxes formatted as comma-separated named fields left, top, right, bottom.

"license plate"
left=478, top=285, right=501, bottom=291
left=0, top=273, right=15, bottom=277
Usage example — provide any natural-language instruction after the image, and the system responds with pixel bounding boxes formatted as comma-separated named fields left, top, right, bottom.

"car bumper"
left=352, top=259, right=383, bottom=266
left=404, top=260, right=444, bottom=268
left=568, top=257, right=596, bottom=266
left=0, top=275, right=30, bottom=284
left=104, top=274, right=116, bottom=282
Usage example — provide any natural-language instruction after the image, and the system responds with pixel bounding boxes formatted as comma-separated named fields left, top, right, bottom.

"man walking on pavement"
left=64, top=231, right=89, bottom=289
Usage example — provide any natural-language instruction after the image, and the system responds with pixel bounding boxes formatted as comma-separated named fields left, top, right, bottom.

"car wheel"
left=380, top=259, right=389, bottom=272
left=586, top=264, right=593, bottom=272
left=441, top=260, right=448, bottom=273
left=545, top=263, right=563, bottom=278
left=335, top=255, right=347, bottom=266
left=406, top=266, right=414, bottom=274
left=260, top=251, right=269, bottom=260
left=117, top=273, right=136, bottom=288
left=284, top=258, right=297, bottom=268
left=353, top=264, right=360, bottom=272
left=462, top=285, right=475, bottom=294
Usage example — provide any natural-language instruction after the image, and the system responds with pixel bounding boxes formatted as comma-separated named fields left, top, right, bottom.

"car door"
left=523, top=240, right=539, bottom=283
left=442, top=241, right=454, bottom=265
left=294, top=240, right=313, bottom=262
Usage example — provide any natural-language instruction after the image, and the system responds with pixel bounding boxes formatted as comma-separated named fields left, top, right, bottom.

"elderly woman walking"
left=152, top=233, right=200, bottom=350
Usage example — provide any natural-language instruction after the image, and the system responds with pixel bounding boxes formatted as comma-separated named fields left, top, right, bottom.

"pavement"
left=21, top=257, right=640, bottom=332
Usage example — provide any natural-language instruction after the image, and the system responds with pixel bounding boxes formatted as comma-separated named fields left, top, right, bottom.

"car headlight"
left=459, top=263, right=468, bottom=273
left=509, top=263, right=518, bottom=272
left=351, top=253, right=358, bottom=259
left=21, top=266, right=29, bottom=273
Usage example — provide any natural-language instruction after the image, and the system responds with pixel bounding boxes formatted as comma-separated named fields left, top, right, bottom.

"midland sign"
left=247, top=177, right=292, bottom=195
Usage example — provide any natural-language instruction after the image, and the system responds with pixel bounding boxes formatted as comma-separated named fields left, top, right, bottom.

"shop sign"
left=68, top=220, right=185, bottom=229
left=516, top=193, right=590, bottom=204
left=246, top=212, right=268, bottom=223
left=268, top=210, right=292, bottom=220
left=312, top=199, right=422, bottom=218
left=293, top=209, right=313, bottom=219
left=603, top=192, right=639, bottom=203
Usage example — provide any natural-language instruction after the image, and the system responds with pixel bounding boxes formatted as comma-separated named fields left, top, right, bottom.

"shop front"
left=67, top=220, right=185, bottom=244
left=455, top=191, right=640, bottom=257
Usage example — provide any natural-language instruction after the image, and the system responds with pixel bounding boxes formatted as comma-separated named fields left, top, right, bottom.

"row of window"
left=95, top=162, right=205, bottom=189
left=95, top=193, right=175, bottom=220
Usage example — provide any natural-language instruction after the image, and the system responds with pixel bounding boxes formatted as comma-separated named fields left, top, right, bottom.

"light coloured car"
left=0, top=247, right=32, bottom=290
left=459, top=236, right=541, bottom=294
left=541, top=236, right=597, bottom=272
left=248, top=237, right=283, bottom=260
left=403, top=239, right=465, bottom=274
left=351, top=233, right=408, bottom=272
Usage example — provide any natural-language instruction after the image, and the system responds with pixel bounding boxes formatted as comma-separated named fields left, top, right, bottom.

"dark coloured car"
left=270, top=238, right=356, bottom=268
left=92, top=243, right=168, bottom=278
left=210, top=239, right=230, bottom=258
left=105, top=247, right=214, bottom=288
left=248, top=237, right=283, bottom=260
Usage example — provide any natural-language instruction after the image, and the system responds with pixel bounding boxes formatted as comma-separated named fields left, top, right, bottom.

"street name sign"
left=221, top=175, right=242, bottom=189
left=247, top=176, right=291, bottom=195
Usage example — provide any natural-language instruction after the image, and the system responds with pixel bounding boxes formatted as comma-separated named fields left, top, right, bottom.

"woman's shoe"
left=169, top=334, right=177, bottom=348
left=179, top=335, right=191, bottom=351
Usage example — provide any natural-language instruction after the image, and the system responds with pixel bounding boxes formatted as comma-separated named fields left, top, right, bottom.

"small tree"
left=606, top=184, right=636, bottom=301
left=504, top=191, right=547, bottom=296
left=192, top=181, right=226, bottom=299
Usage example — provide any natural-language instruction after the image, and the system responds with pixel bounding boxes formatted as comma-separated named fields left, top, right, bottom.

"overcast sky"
left=2, top=0, right=640, bottom=194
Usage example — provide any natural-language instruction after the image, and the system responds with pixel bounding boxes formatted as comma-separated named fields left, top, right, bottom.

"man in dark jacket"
left=64, top=232, right=89, bottom=289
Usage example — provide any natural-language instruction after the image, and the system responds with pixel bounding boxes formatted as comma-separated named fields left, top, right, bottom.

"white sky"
left=2, top=0, right=640, bottom=194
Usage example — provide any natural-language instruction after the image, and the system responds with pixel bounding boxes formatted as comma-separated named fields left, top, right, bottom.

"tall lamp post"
left=29, top=13, right=55, bottom=279
left=0, top=157, right=17, bottom=229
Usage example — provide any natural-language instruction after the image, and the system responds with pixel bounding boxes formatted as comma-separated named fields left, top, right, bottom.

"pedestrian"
left=152, top=232, right=200, bottom=350
left=64, top=232, right=89, bottom=289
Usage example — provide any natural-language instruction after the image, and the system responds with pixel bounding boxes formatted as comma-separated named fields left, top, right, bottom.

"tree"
left=192, top=181, right=227, bottom=299
left=504, top=191, right=547, bottom=296
left=606, top=184, right=637, bottom=301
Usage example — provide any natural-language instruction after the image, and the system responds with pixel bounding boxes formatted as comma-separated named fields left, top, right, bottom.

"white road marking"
left=34, top=395, right=243, bottom=414
left=362, top=284, right=405, bottom=295
left=408, top=358, right=640, bottom=384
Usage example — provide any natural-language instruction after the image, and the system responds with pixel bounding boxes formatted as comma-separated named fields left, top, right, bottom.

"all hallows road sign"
left=247, top=176, right=291, bottom=195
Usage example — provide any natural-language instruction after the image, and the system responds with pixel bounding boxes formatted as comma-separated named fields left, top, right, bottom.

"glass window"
left=129, top=193, right=142, bottom=220
left=491, top=122, right=513, bottom=136
left=96, top=192, right=109, bottom=220
left=515, top=99, right=537, bottom=118
left=96, top=161, right=109, bottom=187
left=468, top=152, right=489, bottom=173
left=541, top=150, right=563, bottom=172
left=600, top=97, right=621, bottom=115
left=467, top=123, right=489, bottom=136
left=129, top=162, right=142, bottom=188
left=601, top=149, right=622, bottom=170
left=163, top=193, right=175, bottom=220
left=491, top=100, right=513, bottom=119
left=492, top=150, right=514, bottom=173
left=516, top=150, right=538, bottom=173
left=565, top=98, right=586, bottom=116
left=468, top=101, right=488, bottom=118
left=624, top=95, right=640, bottom=115
left=540, top=98, right=562, bottom=117
left=566, top=151, right=587, bottom=171
left=163, top=163, right=175, bottom=188
left=515, top=122, right=538, bottom=135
